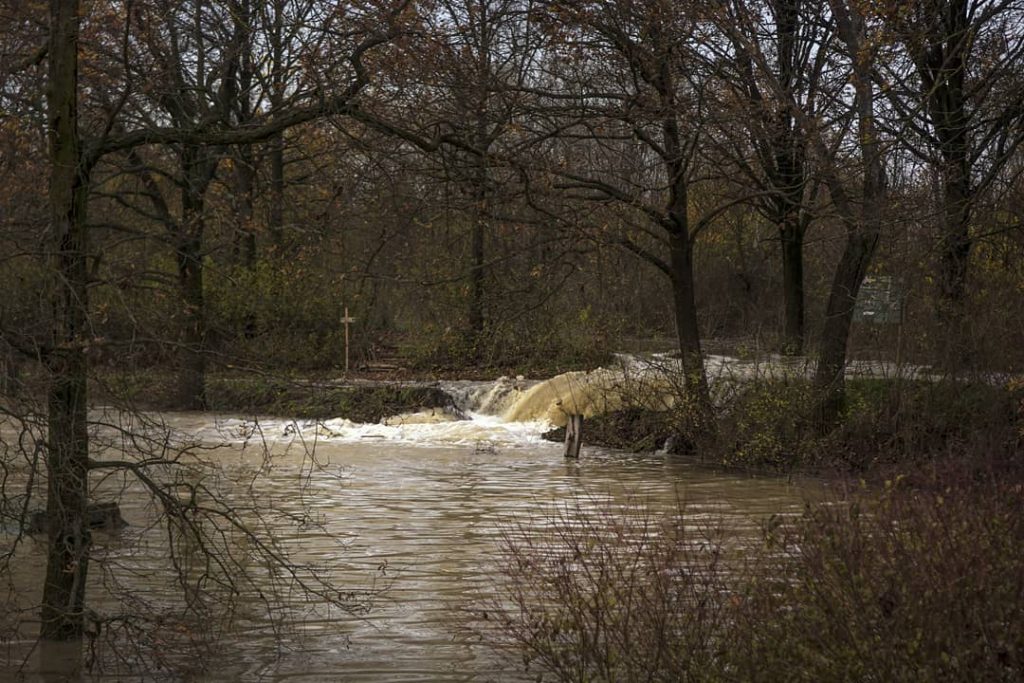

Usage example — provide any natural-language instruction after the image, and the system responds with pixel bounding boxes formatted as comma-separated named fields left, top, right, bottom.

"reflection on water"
left=1, top=410, right=811, bottom=681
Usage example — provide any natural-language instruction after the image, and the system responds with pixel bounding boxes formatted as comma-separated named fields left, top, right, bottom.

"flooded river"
left=1, top=373, right=812, bottom=681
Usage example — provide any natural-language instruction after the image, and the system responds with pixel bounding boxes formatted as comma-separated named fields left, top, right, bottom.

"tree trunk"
left=936, top=151, right=972, bottom=367
left=267, top=0, right=286, bottom=251
left=233, top=145, right=257, bottom=268
left=916, top=0, right=972, bottom=368
left=814, top=0, right=886, bottom=428
left=773, top=0, right=807, bottom=355
left=42, top=0, right=92, bottom=643
left=176, top=147, right=214, bottom=410
left=177, top=233, right=207, bottom=410
left=813, top=226, right=879, bottom=427
left=468, top=168, right=486, bottom=339
left=779, top=208, right=805, bottom=355
left=268, top=133, right=285, bottom=250
left=668, top=231, right=711, bottom=412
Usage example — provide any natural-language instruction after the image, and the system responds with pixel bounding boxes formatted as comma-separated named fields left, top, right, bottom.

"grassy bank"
left=543, top=376, right=1024, bottom=474
left=93, top=372, right=457, bottom=422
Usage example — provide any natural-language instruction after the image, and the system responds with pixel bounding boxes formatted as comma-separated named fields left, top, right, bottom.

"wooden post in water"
left=341, top=307, right=357, bottom=372
left=564, top=414, right=583, bottom=459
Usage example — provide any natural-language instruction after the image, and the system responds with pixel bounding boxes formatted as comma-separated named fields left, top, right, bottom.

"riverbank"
left=20, top=356, right=1024, bottom=477
left=543, top=376, right=1024, bottom=475
left=92, top=372, right=460, bottom=422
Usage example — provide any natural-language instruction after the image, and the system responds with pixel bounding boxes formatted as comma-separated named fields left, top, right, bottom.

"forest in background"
left=3, top=0, right=1023, bottom=406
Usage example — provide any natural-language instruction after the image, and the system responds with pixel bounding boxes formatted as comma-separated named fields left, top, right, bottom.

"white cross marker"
left=341, top=306, right=357, bottom=372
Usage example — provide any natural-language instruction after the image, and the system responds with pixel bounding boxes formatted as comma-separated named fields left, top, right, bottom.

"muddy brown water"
left=2, top=400, right=812, bottom=681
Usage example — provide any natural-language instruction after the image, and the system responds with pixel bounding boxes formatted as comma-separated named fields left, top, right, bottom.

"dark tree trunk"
left=813, top=225, right=879, bottom=426
left=779, top=203, right=806, bottom=355
left=267, top=0, right=286, bottom=251
left=42, top=0, right=92, bottom=642
left=468, top=149, right=487, bottom=339
left=268, top=133, right=285, bottom=249
left=920, top=0, right=972, bottom=364
left=936, top=142, right=972, bottom=366
left=772, top=0, right=807, bottom=355
left=668, top=230, right=711, bottom=413
left=233, top=145, right=257, bottom=268
left=468, top=214, right=485, bottom=337
left=177, top=232, right=207, bottom=410
left=176, top=146, right=215, bottom=410
left=938, top=160, right=971, bottom=305
left=814, top=0, right=886, bottom=427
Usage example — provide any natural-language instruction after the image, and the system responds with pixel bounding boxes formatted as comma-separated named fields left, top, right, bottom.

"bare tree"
left=811, top=0, right=888, bottom=424
left=517, top=0, right=763, bottom=415
left=874, top=0, right=1024, bottom=365
left=710, top=0, right=832, bottom=354
left=2, top=0, right=412, bottom=659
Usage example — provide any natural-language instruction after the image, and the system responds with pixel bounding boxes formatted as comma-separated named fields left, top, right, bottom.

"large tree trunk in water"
left=42, top=0, right=91, bottom=643
left=668, top=231, right=712, bottom=418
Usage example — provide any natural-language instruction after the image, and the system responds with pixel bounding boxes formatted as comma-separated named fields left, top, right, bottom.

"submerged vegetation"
left=482, top=465, right=1024, bottom=682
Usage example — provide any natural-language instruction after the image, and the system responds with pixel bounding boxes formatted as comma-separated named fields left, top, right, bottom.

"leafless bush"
left=477, top=494, right=733, bottom=683
left=731, top=466, right=1024, bottom=681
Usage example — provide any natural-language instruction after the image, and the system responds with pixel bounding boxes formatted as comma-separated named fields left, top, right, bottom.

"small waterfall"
left=501, top=368, right=626, bottom=426
left=441, top=376, right=533, bottom=416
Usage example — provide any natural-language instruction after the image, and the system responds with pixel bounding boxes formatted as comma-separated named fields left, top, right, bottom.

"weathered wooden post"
left=564, top=414, right=583, bottom=459
left=341, top=306, right=356, bottom=372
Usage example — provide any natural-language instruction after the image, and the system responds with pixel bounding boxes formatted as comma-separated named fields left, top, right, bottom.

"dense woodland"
left=2, top=0, right=1024, bottom=676
left=3, top=0, right=1024, bottom=395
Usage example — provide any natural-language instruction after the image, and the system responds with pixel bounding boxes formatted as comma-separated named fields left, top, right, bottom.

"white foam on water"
left=151, top=411, right=554, bottom=450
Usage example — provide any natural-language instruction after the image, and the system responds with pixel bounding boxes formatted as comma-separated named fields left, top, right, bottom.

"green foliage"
left=712, top=377, right=1023, bottom=472
left=206, top=260, right=350, bottom=371
left=837, top=378, right=1023, bottom=468
left=718, top=380, right=824, bottom=470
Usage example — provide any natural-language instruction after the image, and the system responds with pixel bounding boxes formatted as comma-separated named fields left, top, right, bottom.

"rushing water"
left=1, top=372, right=812, bottom=681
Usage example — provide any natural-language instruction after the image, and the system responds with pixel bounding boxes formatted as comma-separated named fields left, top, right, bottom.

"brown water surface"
left=1, top=408, right=811, bottom=681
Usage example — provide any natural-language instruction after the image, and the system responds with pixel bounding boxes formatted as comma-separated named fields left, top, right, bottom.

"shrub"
left=717, top=379, right=824, bottom=470
left=479, top=496, right=731, bottom=683
left=481, top=468, right=1024, bottom=682
left=836, top=379, right=1024, bottom=468
left=731, top=468, right=1024, bottom=681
